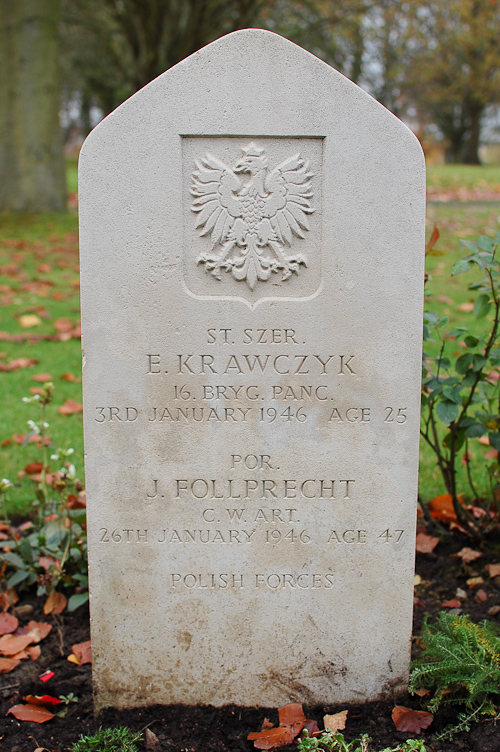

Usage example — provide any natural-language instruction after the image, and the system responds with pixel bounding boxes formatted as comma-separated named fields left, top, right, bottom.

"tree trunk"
left=463, top=102, right=483, bottom=165
left=0, top=0, right=66, bottom=211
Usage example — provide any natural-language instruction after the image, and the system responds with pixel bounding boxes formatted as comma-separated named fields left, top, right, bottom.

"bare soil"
left=1, top=529, right=500, bottom=752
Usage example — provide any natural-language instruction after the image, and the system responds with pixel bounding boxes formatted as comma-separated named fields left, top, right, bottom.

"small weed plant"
left=0, top=383, right=88, bottom=610
left=298, top=731, right=426, bottom=752
left=421, top=230, right=500, bottom=532
left=410, top=612, right=500, bottom=738
left=71, top=726, right=140, bottom=752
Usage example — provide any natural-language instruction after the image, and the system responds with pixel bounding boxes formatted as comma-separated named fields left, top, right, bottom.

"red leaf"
left=32, top=373, right=53, bottom=382
left=24, top=462, right=44, bottom=475
left=416, top=533, right=439, bottom=554
left=0, top=612, right=18, bottom=635
left=426, top=224, right=440, bottom=251
left=23, top=695, right=60, bottom=707
left=7, top=702, right=54, bottom=723
left=392, top=705, right=433, bottom=733
left=0, top=357, right=38, bottom=372
left=427, top=494, right=460, bottom=523
left=302, top=720, right=320, bottom=737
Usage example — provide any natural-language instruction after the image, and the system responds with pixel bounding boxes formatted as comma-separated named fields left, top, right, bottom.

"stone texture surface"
left=79, top=29, right=425, bottom=711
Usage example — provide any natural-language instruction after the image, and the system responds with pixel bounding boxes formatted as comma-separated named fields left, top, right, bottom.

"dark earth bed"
left=1, top=530, right=500, bottom=752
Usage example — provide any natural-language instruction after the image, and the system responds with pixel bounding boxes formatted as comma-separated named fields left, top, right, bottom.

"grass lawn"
left=0, top=163, right=499, bottom=516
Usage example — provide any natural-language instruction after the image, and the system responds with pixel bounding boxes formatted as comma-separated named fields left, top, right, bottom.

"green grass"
left=1, top=162, right=499, bottom=516
left=427, top=165, right=500, bottom=192
left=0, top=211, right=83, bottom=516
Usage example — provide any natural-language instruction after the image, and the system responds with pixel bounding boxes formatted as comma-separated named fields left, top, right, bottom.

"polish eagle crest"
left=191, top=143, right=314, bottom=290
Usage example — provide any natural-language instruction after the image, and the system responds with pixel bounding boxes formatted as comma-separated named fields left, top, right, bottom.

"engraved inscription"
left=192, top=143, right=314, bottom=290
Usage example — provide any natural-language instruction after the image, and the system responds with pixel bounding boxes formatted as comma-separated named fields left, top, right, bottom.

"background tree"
left=0, top=0, right=66, bottom=211
left=403, top=0, right=500, bottom=164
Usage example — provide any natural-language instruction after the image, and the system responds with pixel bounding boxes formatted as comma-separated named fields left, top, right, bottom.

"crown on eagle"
left=241, top=142, right=265, bottom=157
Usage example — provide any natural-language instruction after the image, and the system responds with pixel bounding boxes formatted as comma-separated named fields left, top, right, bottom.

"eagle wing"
left=263, top=154, right=314, bottom=246
left=190, top=153, right=242, bottom=249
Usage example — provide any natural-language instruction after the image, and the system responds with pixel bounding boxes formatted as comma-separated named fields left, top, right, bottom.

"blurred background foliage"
left=1, top=0, right=500, bottom=211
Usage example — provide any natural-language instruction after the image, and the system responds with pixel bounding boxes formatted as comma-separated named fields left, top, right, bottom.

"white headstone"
left=79, top=29, right=425, bottom=711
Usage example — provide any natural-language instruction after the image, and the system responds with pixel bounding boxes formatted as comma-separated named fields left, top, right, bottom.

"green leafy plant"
left=71, top=726, right=141, bottom=752
left=421, top=230, right=500, bottom=531
left=410, top=612, right=500, bottom=738
left=0, top=383, right=88, bottom=610
left=298, top=731, right=426, bottom=752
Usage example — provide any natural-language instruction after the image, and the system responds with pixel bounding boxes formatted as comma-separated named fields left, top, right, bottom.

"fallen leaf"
left=0, top=633, right=34, bottom=656
left=474, top=589, right=488, bottom=603
left=54, top=317, right=74, bottom=332
left=248, top=727, right=296, bottom=749
left=39, top=555, right=60, bottom=572
left=18, top=314, right=42, bottom=328
left=278, top=703, right=306, bottom=728
left=0, top=357, right=38, bottom=372
left=484, top=449, right=498, bottom=460
left=145, top=728, right=160, bottom=750
left=67, top=654, right=80, bottom=665
left=58, top=399, right=83, bottom=415
left=416, top=533, right=439, bottom=554
left=488, top=605, right=500, bottom=616
left=72, top=639, right=92, bottom=665
left=24, top=621, right=52, bottom=641
left=442, top=598, right=462, bottom=608
left=7, top=702, right=54, bottom=723
left=43, top=591, right=67, bottom=615
left=302, top=720, right=320, bottom=737
left=0, top=657, right=20, bottom=673
left=29, top=387, right=45, bottom=395
left=427, top=494, right=460, bottom=523
left=262, top=719, right=273, bottom=729
left=453, top=547, right=482, bottom=563
left=456, top=302, right=474, bottom=313
left=23, top=694, right=60, bottom=707
left=486, top=563, right=500, bottom=578
left=414, top=574, right=422, bottom=586
left=32, top=373, right=53, bottom=382
left=24, top=462, right=44, bottom=474
left=60, top=371, right=80, bottom=382
left=467, top=576, right=484, bottom=589
left=413, top=687, right=431, bottom=697
left=0, top=612, right=18, bottom=635
left=26, top=645, right=41, bottom=660
left=324, top=710, right=348, bottom=732
left=392, top=705, right=433, bottom=734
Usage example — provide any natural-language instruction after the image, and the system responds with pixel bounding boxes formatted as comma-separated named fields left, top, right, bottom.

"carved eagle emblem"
left=191, top=143, right=314, bottom=290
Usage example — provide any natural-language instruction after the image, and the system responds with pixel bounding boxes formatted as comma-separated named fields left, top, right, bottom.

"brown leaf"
left=0, top=612, right=18, bottom=635
left=426, top=224, right=440, bottom=251
left=58, top=399, right=83, bottom=415
left=24, top=462, right=44, bottom=475
left=54, top=318, right=74, bottom=332
left=0, top=633, right=34, bottom=656
left=60, top=371, right=80, bottom=382
left=0, top=657, right=20, bottom=673
left=26, top=645, right=41, bottom=661
left=72, top=639, right=92, bottom=665
left=416, top=533, right=439, bottom=554
left=467, top=576, right=484, bottom=589
left=145, top=728, right=160, bottom=750
left=278, top=703, right=306, bottom=728
left=474, top=589, right=488, bottom=603
left=43, top=591, right=67, bottom=615
left=442, top=598, right=461, bottom=609
left=39, top=555, right=60, bottom=572
left=392, top=705, right=433, bottom=734
left=24, top=621, right=52, bottom=641
left=456, top=302, right=474, bottom=313
left=32, top=373, right=53, bottom=382
left=302, top=720, right=320, bottom=737
left=486, top=563, right=500, bottom=578
left=453, top=547, right=482, bottom=564
left=0, top=357, right=38, bottom=372
left=7, top=702, right=54, bottom=723
left=248, top=727, right=296, bottom=750
left=324, top=710, right=348, bottom=732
